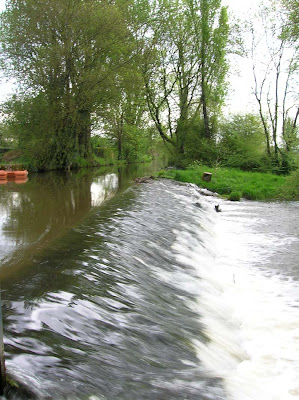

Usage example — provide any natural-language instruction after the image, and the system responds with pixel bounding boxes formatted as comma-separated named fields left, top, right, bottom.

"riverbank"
left=157, top=165, right=299, bottom=201
left=0, top=146, right=154, bottom=172
left=0, top=155, right=153, bottom=173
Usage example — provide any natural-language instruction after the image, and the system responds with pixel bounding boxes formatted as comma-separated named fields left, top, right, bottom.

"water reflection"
left=0, top=172, right=89, bottom=275
left=0, top=163, right=158, bottom=279
left=90, top=173, right=118, bottom=207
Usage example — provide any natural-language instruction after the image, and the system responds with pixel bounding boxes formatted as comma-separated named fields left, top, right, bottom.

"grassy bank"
left=157, top=165, right=299, bottom=201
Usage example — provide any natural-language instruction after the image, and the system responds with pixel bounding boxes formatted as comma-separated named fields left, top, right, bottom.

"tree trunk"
left=117, top=113, right=124, bottom=160
left=202, top=97, right=210, bottom=139
left=201, top=76, right=211, bottom=139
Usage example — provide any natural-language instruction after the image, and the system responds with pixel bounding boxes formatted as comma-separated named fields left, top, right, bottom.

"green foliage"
left=218, top=113, right=267, bottom=170
left=282, top=0, right=299, bottom=41
left=0, top=123, right=5, bottom=146
left=96, top=34, right=151, bottom=163
left=1, top=0, right=295, bottom=174
left=216, top=112, right=298, bottom=175
left=228, top=191, right=241, bottom=201
left=2, top=94, right=58, bottom=170
left=121, top=125, right=148, bottom=163
left=91, top=135, right=116, bottom=164
left=199, top=1, right=230, bottom=139
left=163, top=116, right=219, bottom=168
left=0, top=0, right=135, bottom=170
left=72, top=156, right=89, bottom=168
left=281, top=118, right=299, bottom=169
left=142, top=0, right=230, bottom=156
left=279, top=169, right=299, bottom=199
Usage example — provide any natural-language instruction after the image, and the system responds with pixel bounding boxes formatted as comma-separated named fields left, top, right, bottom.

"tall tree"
left=0, top=0, right=132, bottom=169
left=199, top=0, right=229, bottom=139
left=142, top=0, right=229, bottom=158
left=249, top=3, right=298, bottom=162
left=94, top=1, right=152, bottom=162
left=98, top=60, right=149, bottom=162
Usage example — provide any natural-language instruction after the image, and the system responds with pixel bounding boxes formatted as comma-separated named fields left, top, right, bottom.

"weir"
left=0, top=168, right=298, bottom=399
left=0, top=288, right=6, bottom=394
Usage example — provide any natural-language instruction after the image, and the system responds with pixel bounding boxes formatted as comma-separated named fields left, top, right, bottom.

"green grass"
left=157, top=165, right=297, bottom=201
left=279, top=170, right=299, bottom=200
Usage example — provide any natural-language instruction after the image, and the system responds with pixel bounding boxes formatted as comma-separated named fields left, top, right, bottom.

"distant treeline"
left=0, top=0, right=298, bottom=173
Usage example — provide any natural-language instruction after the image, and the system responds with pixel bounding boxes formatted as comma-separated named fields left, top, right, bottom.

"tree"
left=218, top=113, right=267, bottom=170
left=142, top=0, right=229, bottom=160
left=282, top=0, right=299, bottom=42
left=282, top=115, right=299, bottom=152
left=96, top=43, right=149, bottom=162
left=249, top=3, right=298, bottom=164
left=199, top=0, right=229, bottom=139
left=0, top=0, right=132, bottom=169
left=2, top=93, right=57, bottom=170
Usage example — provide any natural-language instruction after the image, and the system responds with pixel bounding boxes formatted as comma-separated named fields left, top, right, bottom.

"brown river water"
left=0, top=164, right=298, bottom=399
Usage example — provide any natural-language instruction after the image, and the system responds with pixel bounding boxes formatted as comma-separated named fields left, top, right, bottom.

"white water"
left=2, top=178, right=298, bottom=399
left=172, top=189, right=299, bottom=400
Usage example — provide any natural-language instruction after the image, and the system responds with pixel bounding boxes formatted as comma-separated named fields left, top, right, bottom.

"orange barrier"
left=14, top=170, right=28, bottom=178
left=6, top=170, right=28, bottom=180
left=0, top=170, right=7, bottom=180
left=0, top=170, right=28, bottom=184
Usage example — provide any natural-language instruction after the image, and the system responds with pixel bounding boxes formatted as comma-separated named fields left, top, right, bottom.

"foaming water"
left=172, top=188, right=299, bottom=400
left=1, top=179, right=298, bottom=399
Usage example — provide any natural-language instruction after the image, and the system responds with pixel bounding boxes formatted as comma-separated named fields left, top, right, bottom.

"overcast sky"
left=223, top=0, right=263, bottom=113
left=0, top=0, right=262, bottom=113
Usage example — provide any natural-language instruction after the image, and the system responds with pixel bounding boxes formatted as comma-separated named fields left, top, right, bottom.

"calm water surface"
left=0, top=166, right=298, bottom=399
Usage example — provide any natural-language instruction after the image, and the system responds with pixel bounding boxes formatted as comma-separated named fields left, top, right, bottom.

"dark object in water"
left=215, top=204, right=221, bottom=212
left=194, top=202, right=202, bottom=208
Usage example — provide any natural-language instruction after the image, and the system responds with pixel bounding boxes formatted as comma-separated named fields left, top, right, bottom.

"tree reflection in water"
left=0, top=169, right=119, bottom=279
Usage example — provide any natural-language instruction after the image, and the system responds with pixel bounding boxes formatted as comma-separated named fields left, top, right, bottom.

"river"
left=0, top=165, right=298, bottom=399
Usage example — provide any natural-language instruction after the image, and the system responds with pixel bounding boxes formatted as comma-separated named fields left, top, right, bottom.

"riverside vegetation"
left=157, top=165, right=299, bottom=201
left=0, top=0, right=298, bottom=185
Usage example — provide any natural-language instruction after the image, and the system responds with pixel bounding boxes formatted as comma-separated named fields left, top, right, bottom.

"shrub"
left=73, top=156, right=89, bottom=168
left=279, top=170, right=299, bottom=200
left=228, top=191, right=241, bottom=201
left=239, top=157, right=264, bottom=171
left=242, top=189, right=259, bottom=200
left=218, top=113, right=266, bottom=171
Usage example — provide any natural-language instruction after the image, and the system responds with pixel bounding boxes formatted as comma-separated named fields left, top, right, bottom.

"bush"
left=279, top=170, right=299, bottom=200
left=239, top=157, right=264, bottom=172
left=73, top=156, right=89, bottom=168
left=218, top=113, right=267, bottom=171
left=242, top=189, right=259, bottom=200
left=228, top=191, right=241, bottom=201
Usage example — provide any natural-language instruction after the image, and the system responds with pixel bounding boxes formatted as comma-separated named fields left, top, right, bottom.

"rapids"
left=0, top=168, right=298, bottom=399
